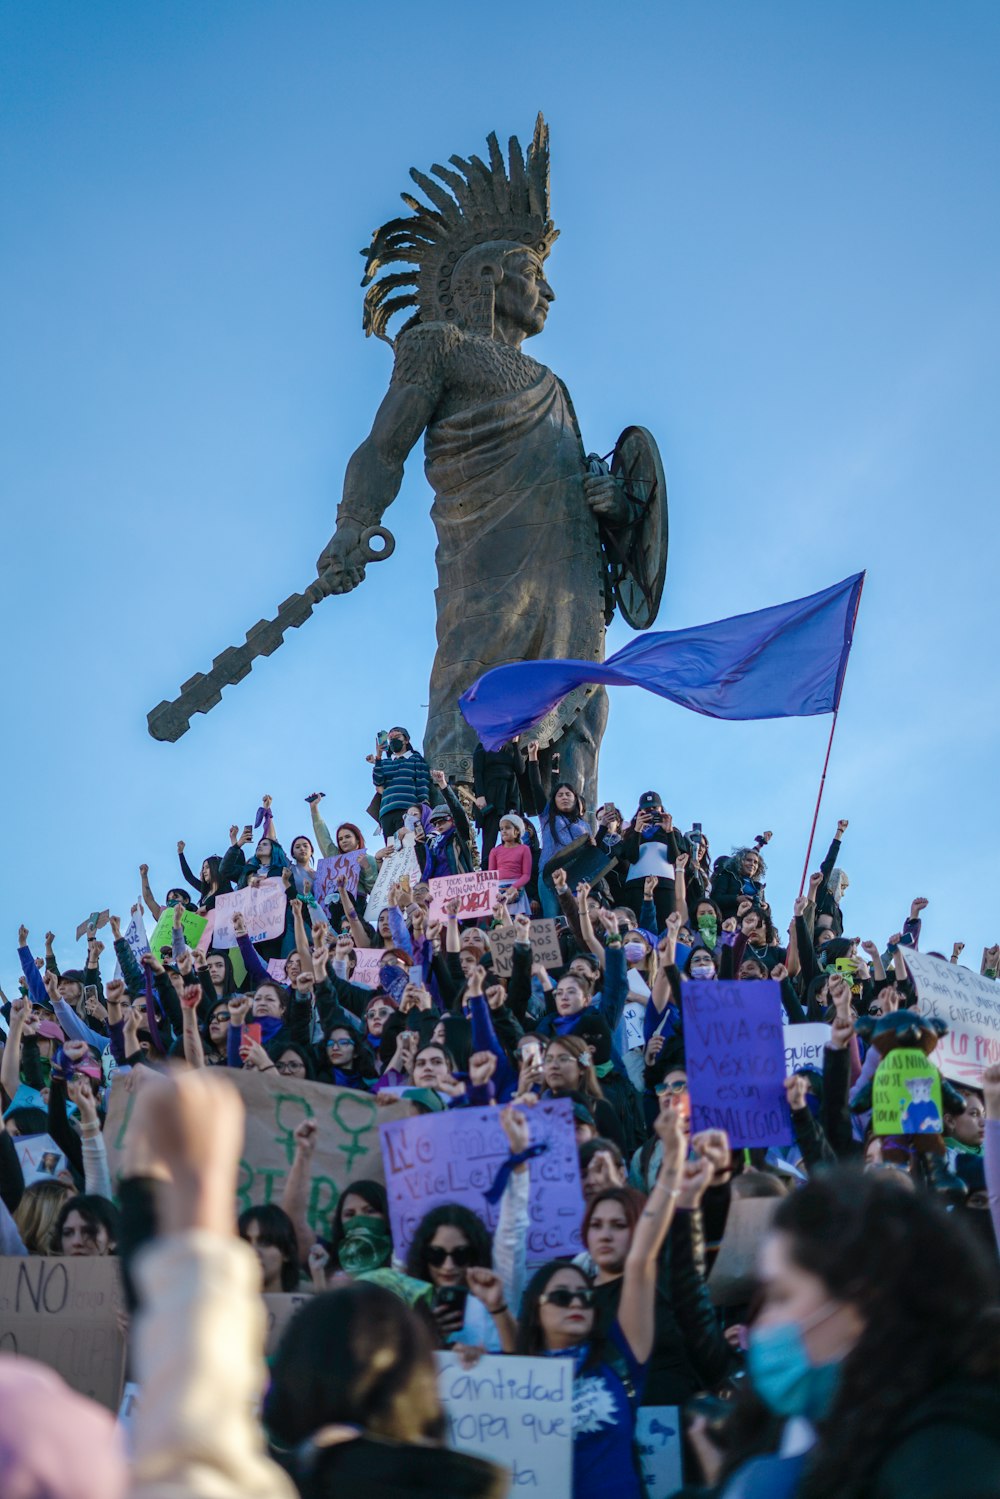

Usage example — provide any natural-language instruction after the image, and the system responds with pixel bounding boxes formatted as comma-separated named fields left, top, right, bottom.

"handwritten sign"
left=380, top=1097, right=583, bottom=1263
left=904, top=949, right=1000, bottom=1085
left=212, top=878, right=287, bottom=949
left=428, top=870, right=501, bottom=921
left=488, top=919, right=562, bottom=978
left=105, top=1071, right=409, bottom=1238
left=365, top=841, right=422, bottom=923
left=266, top=958, right=288, bottom=984
left=708, top=1196, right=780, bottom=1306
left=314, top=851, right=363, bottom=904
left=0, top=1256, right=125, bottom=1409
left=13, top=1133, right=67, bottom=1185
left=351, top=948, right=385, bottom=988
left=783, top=1022, right=830, bottom=1075
left=684, top=981, right=792, bottom=1148
left=263, top=1291, right=314, bottom=1354
left=873, top=1051, right=944, bottom=1135
left=123, top=904, right=150, bottom=967
left=635, top=1408, right=683, bottom=1499
left=148, top=906, right=207, bottom=956
left=437, top=1352, right=572, bottom=1499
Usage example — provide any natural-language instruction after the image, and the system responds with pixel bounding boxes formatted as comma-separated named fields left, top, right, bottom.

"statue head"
left=360, top=115, right=558, bottom=345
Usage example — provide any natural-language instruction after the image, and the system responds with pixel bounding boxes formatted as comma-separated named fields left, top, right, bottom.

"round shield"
left=608, top=425, right=668, bottom=630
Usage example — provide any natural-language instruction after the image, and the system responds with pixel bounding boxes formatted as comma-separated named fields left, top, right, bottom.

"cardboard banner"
left=783, top=1022, right=830, bottom=1075
left=13, top=1133, right=67, bottom=1185
left=708, top=1196, right=780, bottom=1306
left=904, top=949, right=1000, bottom=1085
left=488, top=919, right=561, bottom=978
left=428, top=870, right=501, bottom=921
left=364, top=841, right=422, bottom=924
left=635, top=1408, right=684, bottom=1499
left=873, top=1051, right=944, bottom=1135
left=685, top=981, right=793, bottom=1148
left=314, top=851, right=363, bottom=905
left=212, top=878, right=287, bottom=949
left=263, top=1291, right=315, bottom=1354
left=351, top=948, right=384, bottom=988
left=380, top=1097, right=584, bottom=1263
left=148, top=905, right=208, bottom=956
left=0, top=1256, right=126, bottom=1409
left=437, top=1352, right=572, bottom=1499
left=104, top=1070, right=410, bottom=1238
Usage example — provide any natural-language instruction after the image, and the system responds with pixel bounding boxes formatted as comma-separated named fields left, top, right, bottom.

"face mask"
left=337, top=1215, right=392, bottom=1274
left=388, top=737, right=405, bottom=754
left=624, top=942, right=645, bottom=963
left=689, top=963, right=716, bottom=981
left=747, top=1303, right=844, bottom=1420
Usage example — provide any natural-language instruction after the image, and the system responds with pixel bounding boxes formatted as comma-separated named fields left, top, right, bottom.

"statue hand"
left=313, top=529, right=368, bottom=597
left=583, top=472, right=629, bottom=524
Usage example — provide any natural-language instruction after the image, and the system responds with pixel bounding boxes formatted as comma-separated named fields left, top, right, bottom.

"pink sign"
left=427, top=870, right=501, bottom=921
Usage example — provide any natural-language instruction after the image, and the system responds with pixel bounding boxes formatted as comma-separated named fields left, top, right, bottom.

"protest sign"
left=623, top=999, right=647, bottom=1052
left=380, top=1097, right=583, bottom=1263
left=685, top=981, right=792, bottom=1148
left=783, top=1022, right=830, bottom=1075
left=873, top=1051, right=944, bottom=1135
left=352, top=948, right=384, bottom=988
left=75, top=910, right=110, bottom=940
left=13, top=1133, right=67, bottom=1185
left=437, top=1352, right=572, bottom=1499
left=266, top=957, right=288, bottom=983
left=105, top=1071, right=409, bottom=1237
left=212, top=878, right=287, bottom=948
left=365, top=841, right=422, bottom=923
left=488, top=918, right=561, bottom=978
left=904, top=949, right=1000, bottom=1085
left=123, top=904, right=150, bottom=966
left=0, top=1256, right=125, bottom=1409
left=313, top=850, right=363, bottom=904
left=708, top=1196, right=780, bottom=1306
left=148, top=905, right=207, bottom=956
left=635, top=1408, right=683, bottom=1499
left=428, top=870, right=501, bottom=921
left=263, top=1291, right=314, bottom=1354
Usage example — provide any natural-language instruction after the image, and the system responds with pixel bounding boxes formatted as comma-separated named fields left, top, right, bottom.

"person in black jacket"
left=471, top=739, right=527, bottom=860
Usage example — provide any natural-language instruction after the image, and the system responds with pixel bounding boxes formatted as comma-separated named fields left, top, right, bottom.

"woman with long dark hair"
left=695, top=1166, right=1000, bottom=1499
left=238, top=1203, right=301, bottom=1292
left=524, top=739, right=591, bottom=918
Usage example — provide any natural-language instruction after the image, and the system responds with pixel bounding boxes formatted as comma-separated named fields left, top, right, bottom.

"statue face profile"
left=492, top=249, right=555, bottom=340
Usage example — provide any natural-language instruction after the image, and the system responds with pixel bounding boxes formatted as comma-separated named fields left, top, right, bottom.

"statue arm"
left=315, top=380, right=439, bottom=594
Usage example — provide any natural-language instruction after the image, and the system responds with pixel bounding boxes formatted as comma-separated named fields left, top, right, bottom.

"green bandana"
left=697, top=914, right=718, bottom=948
left=337, top=1215, right=392, bottom=1274
left=594, top=1060, right=615, bottom=1080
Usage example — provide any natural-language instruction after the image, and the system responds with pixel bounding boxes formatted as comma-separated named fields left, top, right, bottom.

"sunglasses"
left=539, top=1286, right=596, bottom=1309
left=426, top=1244, right=474, bottom=1268
left=656, top=1079, right=688, bottom=1095
left=367, top=1007, right=393, bottom=1020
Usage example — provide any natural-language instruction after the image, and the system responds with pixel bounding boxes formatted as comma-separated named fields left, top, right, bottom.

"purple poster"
left=379, top=1097, right=584, bottom=1262
left=684, top=980, right=793, bottom=1148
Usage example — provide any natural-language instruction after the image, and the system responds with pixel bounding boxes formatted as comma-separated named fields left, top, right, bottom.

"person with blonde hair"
left=14, top=1179, right=73, bottom=1254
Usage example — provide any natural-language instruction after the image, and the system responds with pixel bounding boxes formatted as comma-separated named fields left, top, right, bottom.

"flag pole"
left=797, top=571, right=865, bottom=897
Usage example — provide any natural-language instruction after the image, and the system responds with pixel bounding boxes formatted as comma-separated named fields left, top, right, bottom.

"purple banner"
left=313, top=851, right=363, bottom=905
left=684, top=981, right=793, bottom=1148
left=379, top=1097, right=584, bottom=1262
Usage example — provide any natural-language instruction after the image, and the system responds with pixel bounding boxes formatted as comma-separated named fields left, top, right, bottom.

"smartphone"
left=376, top=729, right=389, bottom=751
left=834, top=957, right=858, bottom=976
left=83, top=985, right=99, bottom=1008
left=520, top=1040, right=543, bottom=1070
left=305, top=792, right=324, bottom=804
left=433, top=1285, right=468, bottom=1313
left=245, top=1022, right=262, bottom=1046
left=242, top=824, right=252, bottom=840
left=408, top=965, right=423, bottom=985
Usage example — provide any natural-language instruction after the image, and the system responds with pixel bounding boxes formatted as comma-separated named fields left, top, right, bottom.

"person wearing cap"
left=414, top=769, right=475, bottom=878
left=487, top=813, right=532, bottom=916
left=616, top=793, right=678, bottom=928
left=368, top=726, right=432, bottom=840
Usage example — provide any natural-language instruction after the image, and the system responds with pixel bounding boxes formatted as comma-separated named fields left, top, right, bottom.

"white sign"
left=266, top=958, right=287, bottom=984
left=904, top=949, right=1000, bottom=1085
left=428, top=869, right=501, bottom=921
left=626, top=843, right=675, bottom=881
left=635, top=1408, right=683, bottom=1499
left=623, top=999, right=647, bottom=1052
left=13, top=1134, right=67, bottom=1186
left=352, top=949, right=384, bottom=988
left=783, top=1023, right=830, bottom=1075
left=364, top=841, right=422, bottom=924
left=436, top=1352, right=572, bottom=1499
left=212, top=878, right=287, bottom=949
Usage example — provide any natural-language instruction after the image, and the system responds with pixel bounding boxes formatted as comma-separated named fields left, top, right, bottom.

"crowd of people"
left=1, top=726, right=999, bottom=1499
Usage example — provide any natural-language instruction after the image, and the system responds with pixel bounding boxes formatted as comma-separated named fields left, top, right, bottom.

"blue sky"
left=2, top=1, right=999, bottom=991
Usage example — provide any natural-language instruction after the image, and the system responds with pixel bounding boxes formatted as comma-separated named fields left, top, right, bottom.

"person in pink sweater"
left=488, top=814, right=533, bottom=916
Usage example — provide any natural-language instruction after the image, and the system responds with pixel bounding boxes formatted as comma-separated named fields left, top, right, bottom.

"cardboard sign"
left=708, top=1196, right=780, bottom=1306
left=437, top=1352, right=573, bottom=1499
left=380, top=1097, right=584, bottom=1263
left=105, top=1071, right=409, bottom=1238
left=487, top=918, right=562, bottom=978
left=685, top=981, right=793, bottom=1148
left=351, top=948, right=385, bottom=988
left=0, top=1256, right=125, bottom=1409
left=904, top=949, right=1000, bottom=1085
left=13, top=1133, right=67, bottom=1185
left=263, top=1291, right=314, bottom=1354
left=314, top=851, right=363, bottom=904
left=428, top=870, right=501, bottom=921
left=873, top=1050, right=944, bottom=1135
left=635, top=1408, right=683, bottom=1499
left=148, top=905, right=208, bottom=956
left=783, top=1022, right=831, bottom=1075
left=365, top=841, right=422, bottom=923
left=212, top=878, right=287, bottom=949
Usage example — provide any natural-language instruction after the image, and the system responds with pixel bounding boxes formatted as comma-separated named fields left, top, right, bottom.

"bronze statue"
left=148, top=116, right=667, bottom=813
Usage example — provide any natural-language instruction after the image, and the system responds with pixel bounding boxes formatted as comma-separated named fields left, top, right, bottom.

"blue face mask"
left=747, top=1305, right=844, bottom=1420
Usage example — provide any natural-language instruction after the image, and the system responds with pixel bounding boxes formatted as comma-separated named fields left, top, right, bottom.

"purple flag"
left=460, top=572, right=864, bottom=750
